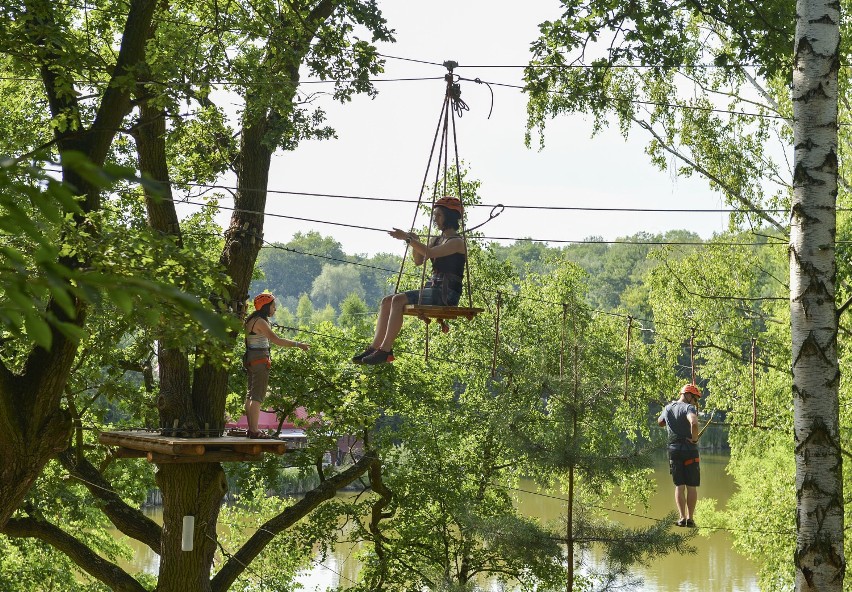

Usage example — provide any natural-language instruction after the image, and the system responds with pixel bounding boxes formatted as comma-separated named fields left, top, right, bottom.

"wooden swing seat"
left=403, top=304, right=484, bottom=322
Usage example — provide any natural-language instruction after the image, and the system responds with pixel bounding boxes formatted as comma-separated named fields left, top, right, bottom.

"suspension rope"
left=491, top=291, right=502, bottom=378
left=621, top=316, right=633, bottom=401
left=751, top=338, right=758, bottom=427
left=690, top=327, right=697, bottom=385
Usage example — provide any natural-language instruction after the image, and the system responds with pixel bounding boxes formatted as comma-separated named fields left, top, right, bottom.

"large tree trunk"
left=156, top=464, right=228, bottom=592
left=135, top=99, right=276, bottom=591
left=133, top=102, right=233, bottom=591
left=0, top=0, right=157, bottom=529
left=191, top=114, right=274, bottom=430
left=791, top=0, right=844, bottom=590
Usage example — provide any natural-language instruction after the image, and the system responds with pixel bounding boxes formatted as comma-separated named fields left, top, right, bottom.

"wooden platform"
left=403, top=305, right=484, bottom=321
left=100, top=430, right=287, bottom=464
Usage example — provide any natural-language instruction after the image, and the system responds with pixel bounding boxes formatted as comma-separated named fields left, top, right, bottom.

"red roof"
left=225, top=407, right=313, bottom=430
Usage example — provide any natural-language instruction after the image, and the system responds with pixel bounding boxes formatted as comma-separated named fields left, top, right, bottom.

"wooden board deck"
left=403, top=305, right=484, bottom=321
left=100, top=430, right=286, bottom=463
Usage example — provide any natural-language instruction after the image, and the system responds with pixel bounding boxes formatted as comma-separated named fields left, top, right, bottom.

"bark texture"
left=791, top=0, right=844, bottom=589
left=0, top=0, right=158, bottom=530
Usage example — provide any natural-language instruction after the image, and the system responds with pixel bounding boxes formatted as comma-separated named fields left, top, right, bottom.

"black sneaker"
left=362, top=349, right=394, bottom=365
left=685, top=519, right=696, bottom=528
left=351, top=347, right=376, bottom=364
left=676, top=518, right=687, bottom=527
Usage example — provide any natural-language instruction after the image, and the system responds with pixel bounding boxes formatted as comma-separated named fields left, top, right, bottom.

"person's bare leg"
left=370, top=296, right=393, bottom=349
left=247, top=399, right=261, bottom=433
left=675, top=485, right=687, bottom=520
left=377, top=294, right=408, bottom=351
left=686, top=486, right=698, bottom=520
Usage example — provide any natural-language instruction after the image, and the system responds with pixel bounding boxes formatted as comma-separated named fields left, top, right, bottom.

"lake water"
left=115, top=452, right=759, bottom=591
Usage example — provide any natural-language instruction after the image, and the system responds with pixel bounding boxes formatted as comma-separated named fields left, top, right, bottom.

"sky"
left=178, top=1, right=733, bottom=257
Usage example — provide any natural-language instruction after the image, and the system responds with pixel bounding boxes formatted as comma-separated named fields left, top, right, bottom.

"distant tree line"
left=252, top=229, right=704, bottom=327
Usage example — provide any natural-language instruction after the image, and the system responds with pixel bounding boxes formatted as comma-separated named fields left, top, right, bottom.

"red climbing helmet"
left=253, top=293, right=275, bottom=310
left=435, top=195, right=464, bottom=215
left=680, top=383, right=702, bottom=398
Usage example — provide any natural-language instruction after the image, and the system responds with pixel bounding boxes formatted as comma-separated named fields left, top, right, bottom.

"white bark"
left=791, top=0, right=844, bottom=590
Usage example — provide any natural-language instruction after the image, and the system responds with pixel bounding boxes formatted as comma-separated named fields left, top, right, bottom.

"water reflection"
left=115, top=453, right=759, bottom=591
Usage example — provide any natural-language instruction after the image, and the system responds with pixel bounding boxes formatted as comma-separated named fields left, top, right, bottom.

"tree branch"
left=368, top=457, right=394, bottom=560
left=2, top=516, right=146, bottom=592
left=210, top=453, right=377, bottom=592
left=58, top=451, right=161, bottom=552
left=88, top=0, right=158, bottom=167
left=633, top=116, right=787, bottom=234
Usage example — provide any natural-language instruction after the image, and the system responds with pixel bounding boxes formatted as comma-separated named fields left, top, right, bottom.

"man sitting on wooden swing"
left=353, top=196, right=466, bottom=365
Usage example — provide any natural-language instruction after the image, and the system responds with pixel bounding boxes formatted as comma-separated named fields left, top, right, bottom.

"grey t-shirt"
left=659, top=401, right=698, bottom=450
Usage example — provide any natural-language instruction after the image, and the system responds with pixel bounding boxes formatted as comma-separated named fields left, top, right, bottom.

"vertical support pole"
left=623, top=316, right=633, bottom=401
left=424, top=321, right=430, bottom=362
left=690, top=327, right=696, bottom=385
left=559, top=303, right=567, bottom=379
left=491, top=291, right=502, bottom=378
left=566, top=305, right=579, bottom=592
left=751, top=337, right=758, bottom=427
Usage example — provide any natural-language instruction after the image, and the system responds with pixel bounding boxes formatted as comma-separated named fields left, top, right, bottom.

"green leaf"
left=108, top=289, right=134, bottom=314
left=51, top=320, right=86, bottom=342
left=23, top=311, right=52, bottom=349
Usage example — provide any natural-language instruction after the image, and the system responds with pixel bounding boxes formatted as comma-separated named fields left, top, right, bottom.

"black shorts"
left=403, top=282, right=461, bottom=306
left=668, top=448, right=700, bottom=487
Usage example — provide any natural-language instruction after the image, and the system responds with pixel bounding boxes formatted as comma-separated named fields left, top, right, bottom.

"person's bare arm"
left=687, top=412, right=699, bottom=442
left=389, top=229, right=465, bottom=265
left=254, top=319, right=309, bottom=350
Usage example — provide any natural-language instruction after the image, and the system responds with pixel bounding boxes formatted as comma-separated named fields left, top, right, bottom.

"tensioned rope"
left=496, top=484, right=796, bottom=536
left=159, top=195, right=791, bottom=246
left=189, top=184, right=804, bottom=213
left=82, top=202, right=795, bottom=354
left=38, top=167, right=809, bottom=214
left=90, top=210, right=788, bottom=352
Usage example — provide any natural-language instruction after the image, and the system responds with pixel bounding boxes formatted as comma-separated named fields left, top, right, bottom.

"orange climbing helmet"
left=253, top=293, right=276, bottom=310
left=680, top=383, right=702, bottom=398
left=435, top=195, right=464, bottom=215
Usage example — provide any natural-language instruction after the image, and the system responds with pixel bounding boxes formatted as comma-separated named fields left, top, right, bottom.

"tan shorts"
left=245, top=349, right=270, bottom=403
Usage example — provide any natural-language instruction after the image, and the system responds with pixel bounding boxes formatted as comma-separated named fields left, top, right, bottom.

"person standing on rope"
left=244, top=293, right=309, bottom=438
left=657, top=383, right=702, bottom=527
left=353, top=196, right=467, bottom=365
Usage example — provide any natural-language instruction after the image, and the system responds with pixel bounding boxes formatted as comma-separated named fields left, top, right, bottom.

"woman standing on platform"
left=244, top=293, right=309, bottom=438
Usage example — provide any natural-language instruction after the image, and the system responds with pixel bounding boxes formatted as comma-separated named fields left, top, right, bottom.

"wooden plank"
left=222, top=442, right=287, bottom=455
left=147, top=451, right=264, bottom=464
left=100, top=431, right=286, bottom=457
left=403, top=305, right=484, bottom=321
left=114, top=447, right=147, bottom=459
left=99, top=432, right=205, bottom=456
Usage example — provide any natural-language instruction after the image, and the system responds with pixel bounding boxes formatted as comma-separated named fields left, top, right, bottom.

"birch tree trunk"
left=791, top=0, right=844, bottom=589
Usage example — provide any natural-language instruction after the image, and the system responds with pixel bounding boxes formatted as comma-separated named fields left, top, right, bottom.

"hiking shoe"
left=676, top=518, right=687, bottom=527
left=351, top=347, right=376, bottom=364
left=686, top=519, right=696, bottom=528
left=362, top=349, right=394, bottom=365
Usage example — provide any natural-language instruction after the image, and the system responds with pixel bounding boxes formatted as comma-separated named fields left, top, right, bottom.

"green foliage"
left=0, top=156, right=231, bottom=356
left=525, top=0, right=794, bottom=231
left=295, top=293, right=315, bottom=327
left=311, top=263, right=366, bottom=310
left=255, top=232, right=347, bottom=308
left=338, top=292, right=371, bottom=332
left=644, top=233, right=799, bottom=588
